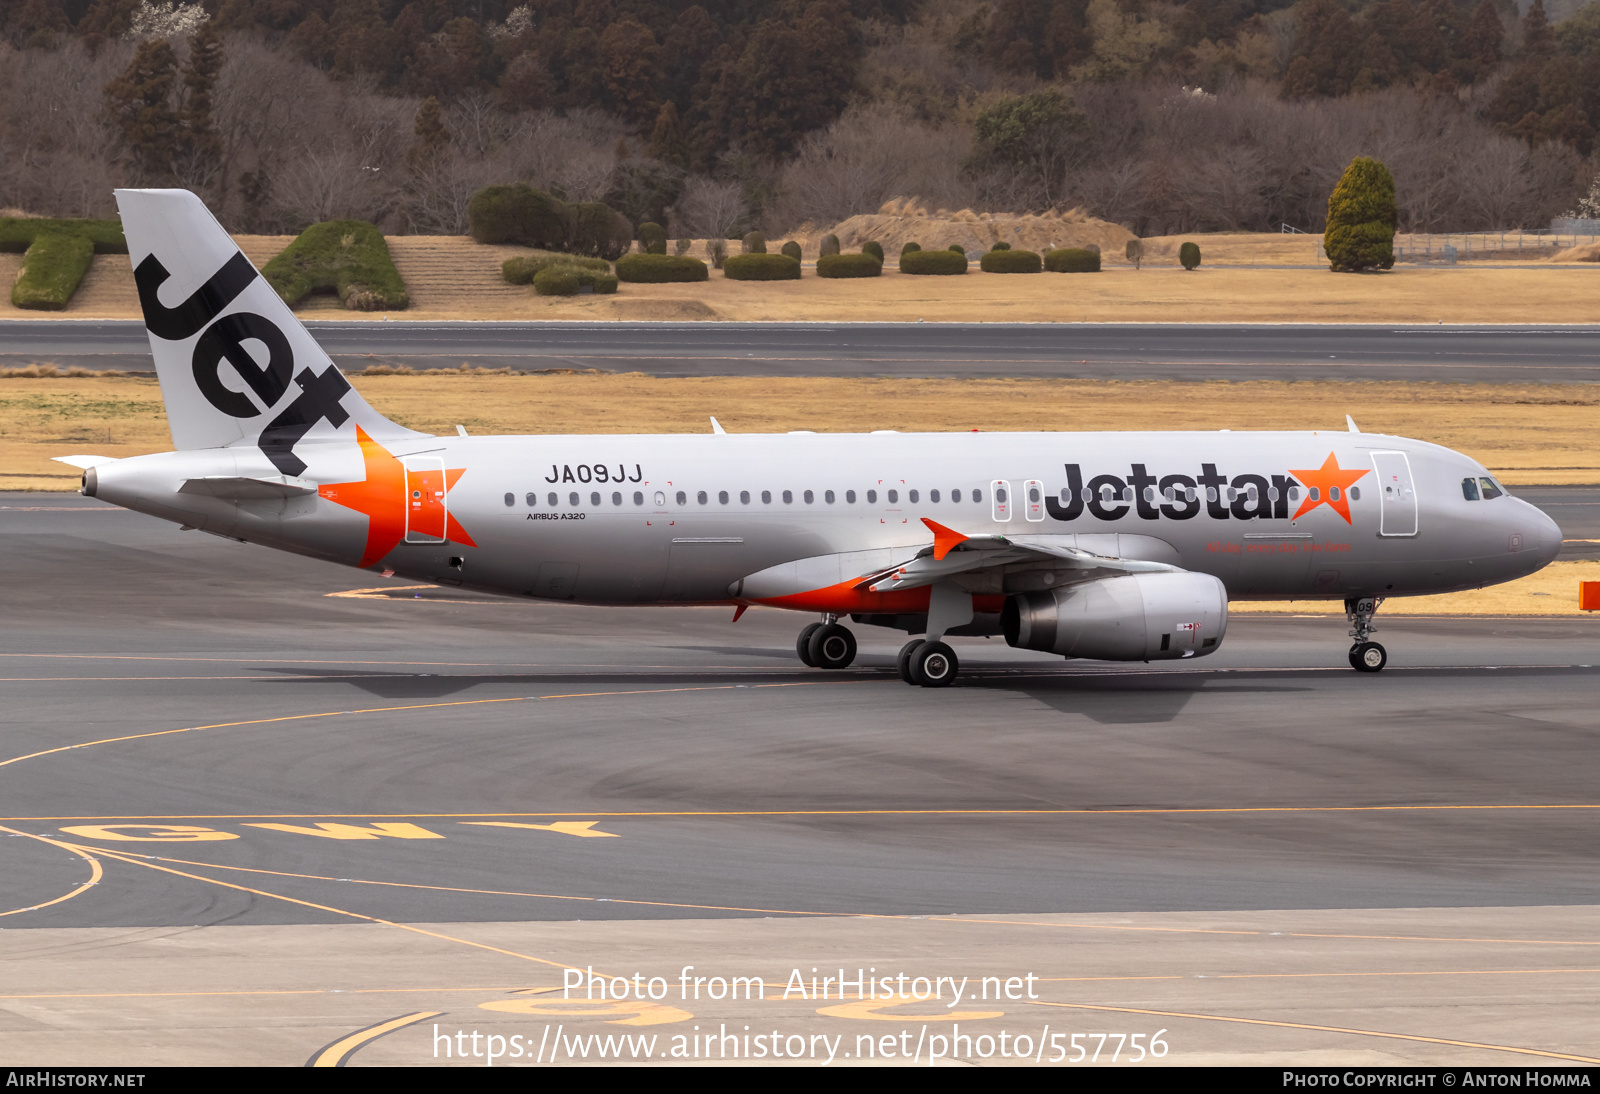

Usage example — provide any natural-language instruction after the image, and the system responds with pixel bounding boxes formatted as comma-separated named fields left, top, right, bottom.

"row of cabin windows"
left=504, top=486, right=991, bottom=508
left=500, top=482, right=1364, bottom=510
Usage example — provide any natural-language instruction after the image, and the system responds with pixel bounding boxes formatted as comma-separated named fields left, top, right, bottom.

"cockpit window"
left=1479, top=477, right=1504, bottom=500
left=1461, top=477, right=1480, bottom=501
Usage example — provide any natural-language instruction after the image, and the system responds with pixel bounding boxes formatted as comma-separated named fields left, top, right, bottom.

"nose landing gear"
left=1346, top=597, right=1387, bottom=673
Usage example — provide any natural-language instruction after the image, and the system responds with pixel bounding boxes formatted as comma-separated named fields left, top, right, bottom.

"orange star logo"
left=317, top=426, right=476, bottom=568
left=1288, top=452, right=1369, bottom=524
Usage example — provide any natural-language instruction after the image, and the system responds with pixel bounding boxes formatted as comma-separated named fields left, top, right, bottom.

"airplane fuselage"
left=86, top=428, right=1561, bottom=619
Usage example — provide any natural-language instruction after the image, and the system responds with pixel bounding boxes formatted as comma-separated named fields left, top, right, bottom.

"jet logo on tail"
left=134, top=251, right=354, bottom=476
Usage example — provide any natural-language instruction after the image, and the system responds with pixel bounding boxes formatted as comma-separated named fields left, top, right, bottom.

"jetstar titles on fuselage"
left=1046, top=458, right=1368, bottom=524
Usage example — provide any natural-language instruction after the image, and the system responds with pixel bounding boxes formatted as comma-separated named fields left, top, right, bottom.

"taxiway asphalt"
left=4, top=494, right=1599, bottom=1066
left=5, top=320, right=1600, bottom=382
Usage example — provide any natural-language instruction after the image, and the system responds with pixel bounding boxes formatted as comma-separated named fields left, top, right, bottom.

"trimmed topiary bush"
left=2, top=217, right=127, bottom=311
left=723, top=253, right=801, bottom=280
left=781, top=240, right=802, bottom=261
left=0, top=217, right=126, bottom=254
left=467, top=184, right=572, bottom=249
left=638, top=221, right=668, bottom=255
left=819, top=234, right=840, bottom=257
left=571, top=202, right=634, bottom=261
left=615, top=254, right=709, bottom=283
left=862, top=240, right=884, bottom=262
left=901, top=241, right=921, bottom=255
left=1179, top=241, right=1202, bottom=270
left=900, top=249, right=968, bottom=275
left=533, top=267, right=581, bottom=296
left=948, top=243, right=965, bottom=254
left=502, top=253, right=611, bottom=284
left=980, top=248, right=1042, bottom=273
left=263, top=220, right=409, bottom=310
left=1045, top=248, right=1101, bottom=273
left=11, top=232, right=94, bottom=310
left=990, top=240, right=1011, bottom=251
left=742, top=231, right=766, bottom=254
left=817, top=253, right=882, bottom=278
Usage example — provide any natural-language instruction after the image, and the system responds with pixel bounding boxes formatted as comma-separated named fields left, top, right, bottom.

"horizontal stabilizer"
left=178, top=475, right=318, bottom=499
left=52, top=454, right=120, bottom=470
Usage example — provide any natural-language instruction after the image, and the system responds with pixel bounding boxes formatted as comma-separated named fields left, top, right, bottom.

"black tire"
left=1352, top=641, right=1387, bottom=673
left=897, top=639, right=925, bottom=684
left=913, top=641, right=959, bottom=688
left=808, top=624, right=857, bottom=670
left=796, top=622, right=823, bottom=667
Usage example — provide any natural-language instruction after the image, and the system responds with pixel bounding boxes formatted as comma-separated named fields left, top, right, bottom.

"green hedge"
left=468, top=184, right=571, bottom=249
left=780, top=240, right=802, bottom=260
left=819, top=234, right=840, bottom=257
left=816, top=253, right=882, bottom=278
left=1044, top=247, right=1101, bottom=273
left=533, top=266, right=619, bottom=296
left=11, top=233, right=94, bottom=311
left=742, top=231, right=766, bottom=254
left=572, top=202, right=633, bottom=260
left=503, top=253, right=611, bottom=284
left=262, top=220, right=409, bottom=310
left=615, top=253, right=709, bottom=283
left=901, top=241, right=921, bottom=254
left=0, top=218, right=126, bottom=254
left=638, top=222, right=667, bottom=255
left=899, top=249, right=968, bottom=275
left=862, top=240, right=883, bottom=262
left=724, top=253, right=801, bottom=280
left=1180, top=241, right=1202, bottom=270
left=980, top=248, right=1041, bottom=273
left=990, top=241, right=1011, bottom=251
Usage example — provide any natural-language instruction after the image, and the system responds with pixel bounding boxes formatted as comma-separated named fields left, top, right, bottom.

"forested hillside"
left=1, top=0, right=1596, bottom=235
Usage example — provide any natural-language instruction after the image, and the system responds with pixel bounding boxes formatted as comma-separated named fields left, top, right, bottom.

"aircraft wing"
left=860, top=519, right=1179, bottom=593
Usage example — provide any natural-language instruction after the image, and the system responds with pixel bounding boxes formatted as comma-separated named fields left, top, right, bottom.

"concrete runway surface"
left=2, top=494, right=1598, bottom=1066
left=6, top=320, right=1600, bottom=382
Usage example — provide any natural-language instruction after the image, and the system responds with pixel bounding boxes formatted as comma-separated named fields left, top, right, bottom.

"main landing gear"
left=1346, top=596, right=1387, bottom=673
left=896, top=639, right=960, bottom=688
left=796, top=616, right=857, bottom=670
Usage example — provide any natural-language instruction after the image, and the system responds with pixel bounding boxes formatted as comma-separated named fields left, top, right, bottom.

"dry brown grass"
left=1234, top=560, right=1600, bottom=615
left=5, top=233, right=1600, bottom=323
left=2, top=373, right=1595, bottom=491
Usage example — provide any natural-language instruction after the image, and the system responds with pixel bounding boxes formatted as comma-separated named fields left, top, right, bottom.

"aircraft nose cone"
left=1519, top=498, right=1563, bottom=566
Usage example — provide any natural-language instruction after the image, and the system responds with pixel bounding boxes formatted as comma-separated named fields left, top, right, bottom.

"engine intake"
left=1001, top=572, right=1228, bottom=661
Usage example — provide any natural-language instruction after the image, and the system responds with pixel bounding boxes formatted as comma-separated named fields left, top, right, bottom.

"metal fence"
left=1385, top=228, right=1600, bottom=263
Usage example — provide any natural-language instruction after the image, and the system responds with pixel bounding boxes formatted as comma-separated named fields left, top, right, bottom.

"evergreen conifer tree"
left=104, top=39, right=182, bottom=184
left=1324, top=157, right=1397, bottom=272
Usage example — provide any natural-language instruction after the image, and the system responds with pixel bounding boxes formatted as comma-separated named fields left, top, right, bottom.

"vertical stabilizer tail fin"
left=114, top=188, right=424, bottom=473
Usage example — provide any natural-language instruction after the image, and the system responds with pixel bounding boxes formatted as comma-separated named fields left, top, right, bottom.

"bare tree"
left=674, top=176, right=746, bottom=239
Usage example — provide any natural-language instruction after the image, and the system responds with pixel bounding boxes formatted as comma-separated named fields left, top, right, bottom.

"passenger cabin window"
left=548, top=492, right=558, bottom=506
left=846, top=490, right=856, bottom=503
left=761, top=490, right=771, bottom=503
left=930, top=489, right=940, bottom=503
left=697, top=491, right=708, bottom=504
left=654, top=491, right=665, bottom=506
left=718, top=490, right=729, bottom=504
left=909, top=489, right=919, bottom=503
left=804, top=489, right=814, bottom=503
left=504, top=493, right=514, bottom=506
left=1350, top=486, right=1361, bottom=500
left=972, top=488, right=983, bottom=503
left=569, top=492, right=579, bottom=506
left=867, top=490, right=877, bottom=503
left=887, top=489, right=898, bottom=503
left=590, top=492, right=601, bottom=506
left=612, top=491, right=622, bottom=505
left=952, top=489, right=962, bottom=502
left=525, top=492, right=537, bottom=506
left=824, top=490, right=835, bottom=503
left=634, top=491, right=644, bottom=505
left=675, top=491, right=686, bottom=505
left=740, top=490, right=750, bottom=504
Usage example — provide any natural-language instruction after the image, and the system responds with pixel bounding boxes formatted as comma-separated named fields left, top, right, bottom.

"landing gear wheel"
left=1350, top=641, right=1387, bottom=673
left=808, top=624, right=857, bottom=670
left=796, top=622, right=823, bottom=667
left=912, top=641, right=959, bottom=688
left=897, top=640, right=926, bottom=684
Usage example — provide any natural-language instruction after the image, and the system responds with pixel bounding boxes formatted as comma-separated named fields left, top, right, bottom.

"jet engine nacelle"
left=1001, top=572, right=1228, bottom=661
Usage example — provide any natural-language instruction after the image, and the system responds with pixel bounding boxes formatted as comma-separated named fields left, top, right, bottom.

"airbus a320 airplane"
left=59, top=190, right=1563, bottom=686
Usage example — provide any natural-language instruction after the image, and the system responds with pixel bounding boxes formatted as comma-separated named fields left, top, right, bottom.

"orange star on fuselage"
left=316, top=426, right=476, bottom=568
left=1289, top=452, right=1369, bottom=524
